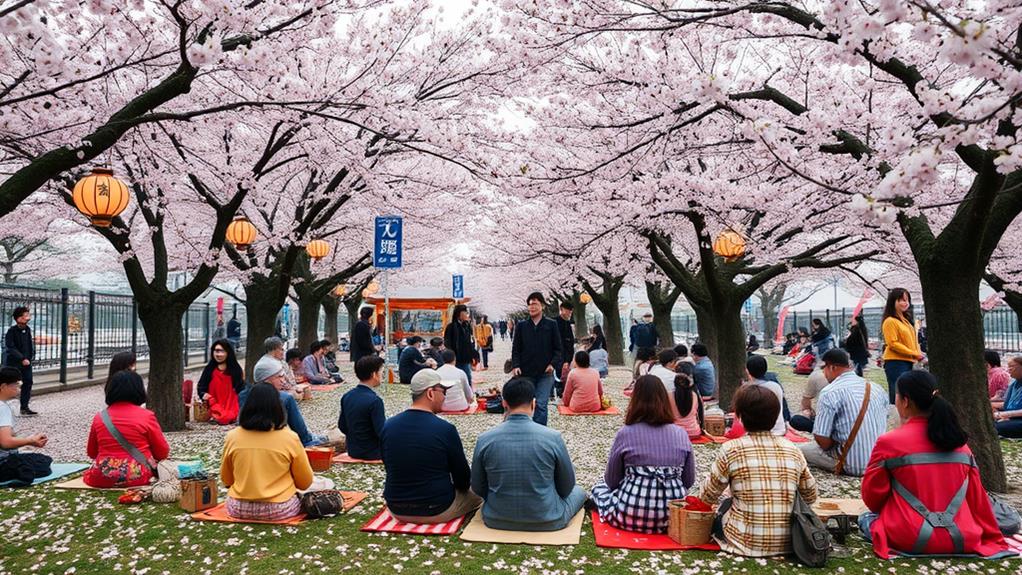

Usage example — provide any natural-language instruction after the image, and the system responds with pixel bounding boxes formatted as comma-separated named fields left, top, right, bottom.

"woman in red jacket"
left=84, top=371, right=170, bottom=487
left=860, top=370, right=1009, bottom=559
left=197, top=339, right=246, bottom=425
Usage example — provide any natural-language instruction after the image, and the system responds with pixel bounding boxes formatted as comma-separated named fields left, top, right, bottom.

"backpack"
left=300, top=490, right=344, bottom=518
left=794, top=353, right=815, bottom=375
left=988, top=493, right=1021, bottom=536
left=791, top=491, right=831, bottom=567
left=485, top=394, right=505, bottom=414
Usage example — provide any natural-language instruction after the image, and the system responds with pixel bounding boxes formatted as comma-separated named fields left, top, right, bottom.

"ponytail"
left=896, top=370, right=968, bottom=451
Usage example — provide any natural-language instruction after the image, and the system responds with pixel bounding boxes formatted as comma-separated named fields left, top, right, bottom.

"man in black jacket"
left=4, top=307, right=36, bottom=416
left=554, top=301, right=575, bottom=398
left=350, top=307, right=378, bottom=364
left=511, top=292, right=562, bottom=425
left=443, top=304, right=475, bottom=385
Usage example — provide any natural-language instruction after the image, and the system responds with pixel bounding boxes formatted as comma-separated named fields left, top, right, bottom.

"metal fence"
left=0, top=284, right=246, bottom=383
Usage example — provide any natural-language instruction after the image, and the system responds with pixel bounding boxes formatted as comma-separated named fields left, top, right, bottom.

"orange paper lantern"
left=713, top=229, right=746, bottom=262
left=226, top=216, right=257, bottom=250
left=306, top=239, right=330, bottom=261
left=72, top=167, right=130, bottom=227
left=579, top=293, right=592, bottom=304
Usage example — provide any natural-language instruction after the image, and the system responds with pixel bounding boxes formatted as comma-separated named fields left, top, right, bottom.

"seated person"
left=860, top=370, right=1009, bottom=558
left=381, top=370, right=481, bottom=524
left=437, top=350, right=474, bottom=412
left=242, top=356, right=327, bottom=447
left=563, top=350, right=604, bottom=413
left=398, top=336, right=435, bottom=384
left=798, top=349, right=887, bottom=477
left=302, top=341, right=334, bottom=385
left=725, top=356, right=785, bottom=438
left=284, top=347, right=309, bottom=389
left=423, top=337, right=445, bottom=366
left=994, top=356, right=1022, bottom=437
left=690, top=343, right=717, bottom=399
left=588, top=347, right=610, bottom=378
left=0, top=367, right=50, bottom=485
left=789, top=368, right=829, bottom=432
left=197, top=339, right=246, bottom=425
left=220, top=383, right=314, bottom=521
left=320, top=339, right=344, bottom=382
left=673, top=344, right=694, bottom=365
left=339, top=355, right=386, bottom=460
left=697, top=385, right=818, bottom=557
left=985, top=349, right=1011, bottom=402
left=471, top=378, right=586, bottom=531
left=672, top=363, right=704, bottom=438
left=591, top=375, right=695, bottom=533
left=85, top=371, right=169, bottom=487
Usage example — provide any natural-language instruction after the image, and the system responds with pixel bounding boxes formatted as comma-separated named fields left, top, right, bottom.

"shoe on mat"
left=20, top=408, right=38, bottom=417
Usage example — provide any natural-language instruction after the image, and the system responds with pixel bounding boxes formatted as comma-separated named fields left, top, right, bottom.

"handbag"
left=300, top=489, right=344, bottom=518
left=834, top=381, right=871, bottom=476
left=100, top=409, right=156, bottom=475
left=485, top=394, right=505, bottom=414
left=791, top=491, right=831, bottom=567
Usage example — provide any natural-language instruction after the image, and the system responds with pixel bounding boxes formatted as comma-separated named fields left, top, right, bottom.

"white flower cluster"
left=849, top=193, right=897, bottom=225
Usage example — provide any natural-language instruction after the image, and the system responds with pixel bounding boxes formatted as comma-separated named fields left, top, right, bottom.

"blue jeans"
left=884, top=360, right=914, bottom=404
left=458, top=364, right=473, bottom=386
left=529, top=373, right=555, bottom=426
left=238, top=387, right=314, bottom=446
left=858, top=511, right=878, bottom=541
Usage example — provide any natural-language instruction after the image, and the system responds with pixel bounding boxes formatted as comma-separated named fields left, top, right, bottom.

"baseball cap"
left=409, top=369, right=456, bottom=394
left=253, top=355, right=286, bottom=384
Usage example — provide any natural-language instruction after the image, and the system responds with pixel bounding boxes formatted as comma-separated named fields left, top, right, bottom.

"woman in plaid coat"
left=590, top=375, right=696, bottom=533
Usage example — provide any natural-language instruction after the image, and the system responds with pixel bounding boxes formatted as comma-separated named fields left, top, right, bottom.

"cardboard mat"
left=191, top=491, right=366, bottom=524
left=557, top=405, right=620, bottom=416
left=440, top=404, right=480, bottom=415
left=360, top=506, right=468, bottom=535
left=590, top=511, right=720, bottom=551
left=812, top=498, right=869, bottom=518
left=0, top=463, right=89, bottom=488
left=459, top=509, right=584, bottom=545
left=53, top=476, right=134, bottom=491
left=332, top=452, right=383, bottom=465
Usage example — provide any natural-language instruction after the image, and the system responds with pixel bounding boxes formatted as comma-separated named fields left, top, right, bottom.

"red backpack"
left=794, top=353, right=815, bottom=375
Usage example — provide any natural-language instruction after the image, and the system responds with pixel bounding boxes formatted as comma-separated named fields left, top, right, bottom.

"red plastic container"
left=305, top=447, right=335, bottom=472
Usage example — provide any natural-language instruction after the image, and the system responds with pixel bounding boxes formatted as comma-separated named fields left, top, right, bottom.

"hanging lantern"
left=226, top=216, right=257, bottom=251
left=366, top=280, right=380, bottom=295
left=579, top=293, right=592, bottom=304
left=333, top=285, right=347, bottom=297
left=713, top=229, right=746, bottom=262
left=361, top=288, right=371, bottom=298
left=306, top=239, right=330, bottom=261
left=72, top=167, right=130, bottom=227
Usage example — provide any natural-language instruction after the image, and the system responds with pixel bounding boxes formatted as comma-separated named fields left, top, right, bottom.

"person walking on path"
left=474, top=316, right=494, bottom=370
left=444, top=304, right=476, bottom=385
left=511, top=292, right=563, bottom=426
left=498, top=320, right=508, bottom=341
left=3, top=306, right=36, bottom=416
left=842, top=313, right=870, bottom=376
left=881, top=288, right=924, bottom=404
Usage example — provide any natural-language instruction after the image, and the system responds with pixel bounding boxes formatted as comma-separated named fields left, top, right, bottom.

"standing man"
left=350, top=307, right=377, bottom=364
left=554, top=301, right=576, bottom=398
left=4, top=307, right=36, bottom=416
left=498, top=320, right=508, bottom=341
left=444, top=304, right=476, bottom=384
left=690, top=343, right=717, bottom=399
left=226, top=313, right=242, bottom=351
left=510, top=292, right=563, bottom=426
left=632, top=312, right=659, bottom=350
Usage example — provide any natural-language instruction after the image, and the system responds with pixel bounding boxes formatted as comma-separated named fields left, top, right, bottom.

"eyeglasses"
left=431, top=385, right=449, bottom=396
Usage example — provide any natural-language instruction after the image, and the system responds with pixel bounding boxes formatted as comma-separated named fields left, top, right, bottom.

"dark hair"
left=690, top=343, right=708, bottom=357
left=203, top=339, right=244, bottom=387
left=318, top=338, right=333, bottom=348
left=574, top=350, right=590, bottom=368
left=746, top=355, right=768, bottom=379
left=560, top=301, right=574, bottom=310
left=309, top=340, right=325, bottom=355
left=526, top=291, right=545, bottom=305
left=896, top=370, right=968, bottom=451
left=359, top=306, right=374, bottom=320
left=984, top=349, right=1001, bottom=368
left=0, top=366, right=21, bottom=385
left=238, top=383, right=286, bottom=431
left=406, top=335, right=424, bottom=346
left=429, top=337, right=443, bottom=347
left=734, top=384, right=780, bottom=433
left=811, top=318, right=824, bottom=329
left=355, top=355, right=385, bottom=381
left=441, top=349, right=457, bottom=364
left=635, top=347, right=657, bottom=362
left=106, top=370, right=147, bottom=406
left=748, top=334, right=758, bottom=345
left=11, top=306, right=28, bottom=322
left=503, top=377, right=535, bottom=408
left=592, top=324, right=604, bottom=338
left=106, top=351, right=137, bottom=395
left=625, top=375, right=676, bottom=426
left=821, top=348, right=851, bottom=367
left=883, top=288, right=914, bottom=325
left=673, top=344, right=688, bottom=357
left=452, top=304, right=468, bottom=319
left=673, top=363, right=703, bottom=427
left=658, top=349, right=679, bottom=366
left=285, top=348, right=303, bottom=363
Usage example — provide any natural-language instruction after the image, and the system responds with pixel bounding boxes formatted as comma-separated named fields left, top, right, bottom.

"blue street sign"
left=374, top=216, right=402, bottom=268
left=453, top=275, right=464, bottom=299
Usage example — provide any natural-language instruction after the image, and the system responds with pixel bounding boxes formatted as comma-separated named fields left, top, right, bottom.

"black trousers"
left=18, top=365, right=33, bottom=410
left=0, top=452, right=52, bottom=486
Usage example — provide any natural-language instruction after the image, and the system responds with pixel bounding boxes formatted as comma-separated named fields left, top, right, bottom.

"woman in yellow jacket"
left=881, top=288, right=925, bottom=404
left=474, top=315, right=494, bottom=370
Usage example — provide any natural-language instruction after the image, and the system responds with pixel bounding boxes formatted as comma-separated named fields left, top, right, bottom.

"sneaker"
left=306, top=434, right=330, bottom=447
left=20, top=408, right=38, bottom=417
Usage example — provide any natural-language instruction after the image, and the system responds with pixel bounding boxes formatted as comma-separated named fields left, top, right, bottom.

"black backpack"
left=791, top=492, right=831, bottom=567
left=300, top=490, right=344, bottom=518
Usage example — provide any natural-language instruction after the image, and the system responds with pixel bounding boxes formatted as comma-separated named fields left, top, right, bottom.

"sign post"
left=453, top=274, right=464, bottom=300
left=374, top=216, right=403, bottom=383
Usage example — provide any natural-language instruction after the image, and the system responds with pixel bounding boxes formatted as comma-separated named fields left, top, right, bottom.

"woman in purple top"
left=590, top=375, right=696, bottom=533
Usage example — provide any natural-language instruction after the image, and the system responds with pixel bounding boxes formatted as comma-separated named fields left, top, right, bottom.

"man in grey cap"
left=242, top=355, right=328, bottom=447
left=379, top=369, right=481, bottom=524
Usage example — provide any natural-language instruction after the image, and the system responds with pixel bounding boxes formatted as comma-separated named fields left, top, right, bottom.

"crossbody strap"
left=834, top=382, right=871, bottom=475
left=100, top=409, right=155, bottom=474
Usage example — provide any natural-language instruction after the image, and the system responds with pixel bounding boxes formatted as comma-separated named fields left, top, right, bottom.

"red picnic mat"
left=1007, top=534, right=1022, bottom=556
left=557, top=405, right=621, bottom=416
left=725, top=418, right=810, bottom=444
left=332, top=452, right=383, bottom=465
left=690, top=434, right=728, bottom=445
left=360, top=506, right=469, bottom=535
left=310, top=384, right=343, bottom=392
left=440, top=403, right=480, bottom=415
left=590, top=511, right=720, bottom=551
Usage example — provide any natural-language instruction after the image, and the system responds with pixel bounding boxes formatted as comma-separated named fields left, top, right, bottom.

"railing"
left=0, top=284, right=246, bottom=383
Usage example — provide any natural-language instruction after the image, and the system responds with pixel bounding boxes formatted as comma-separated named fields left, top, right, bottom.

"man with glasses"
left=380, top=369, right=482, bottom=524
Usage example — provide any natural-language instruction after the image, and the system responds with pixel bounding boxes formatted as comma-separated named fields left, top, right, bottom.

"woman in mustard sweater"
left=881, top=288, right=925, bottom=404
left=220, top=383, right=314, bottom=520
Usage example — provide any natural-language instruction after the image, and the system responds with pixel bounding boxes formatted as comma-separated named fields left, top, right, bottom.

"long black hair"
left=896, top=370, right=967, bottom=452
left=198, top=339, right=245, bottom=395
left=883, top=287, right=914, bottom=325
left=674, top=362, right=704, bottom=427
left=851, top=313, right=869, bottom=344
left=238, top=383, right=286, bottom=431
left=105, top=351, right=137, bottom=395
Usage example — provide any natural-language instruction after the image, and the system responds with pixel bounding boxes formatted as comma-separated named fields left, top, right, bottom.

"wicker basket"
left=667, top=499, right=715, bottom=546
left=704, top=412, right=726, bottom=437
left=192, top=401, right=211, bottom=423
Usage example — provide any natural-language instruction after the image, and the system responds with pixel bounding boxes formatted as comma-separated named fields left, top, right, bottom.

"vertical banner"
left=851, top=288, right=874, bottom=317
left=453, top=275, right=464, bottom=299
left=775, top=305, right=791, bottom=344
left=373, top=216, right=403, bottom=269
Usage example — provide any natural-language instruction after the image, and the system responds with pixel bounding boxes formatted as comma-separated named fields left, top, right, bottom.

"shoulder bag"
left=833, top=382, right=871, bottom=476
left=100, top=409, right=156, bottom=474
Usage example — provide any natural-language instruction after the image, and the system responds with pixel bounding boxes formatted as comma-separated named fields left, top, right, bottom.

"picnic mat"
left=590, top=511, right=720, bottom=551
left=360, top=506, right=469, bottom=535
left=332, top=452, right=383, bottom=465
left=440, top=404, right=480, bottom=415
left=0, top=463, right=89, bottom=488
left=53, top=476, right=134, bottom=491
left=784, top=429, right=810, bottom=443
left=557, top=405, right=620, bottom=416
left=310, top=384, right=343, bottom=392
left=690, top=434, right=727, bottom=445
left=812, top=498, right=869, bottom=519
left=459, top=509, right=584, bottom=545
left=191, top=491, right=366, bottom=524
left=1006, top=534, right=1022, bottom=555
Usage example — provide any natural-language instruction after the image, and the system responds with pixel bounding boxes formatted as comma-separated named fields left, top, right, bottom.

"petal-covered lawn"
left=2, top=342, right=1020, bottom=574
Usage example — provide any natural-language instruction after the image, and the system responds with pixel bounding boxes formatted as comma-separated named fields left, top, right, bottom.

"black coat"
left=842, top=324, right=870, bottom=361
left=350, top=319, right=376, bottom=363
left=444, top=320, right=475, bottom=365
left=3, top=324, right=33, bottom=366
left=555, top=316, right=575, bottom=363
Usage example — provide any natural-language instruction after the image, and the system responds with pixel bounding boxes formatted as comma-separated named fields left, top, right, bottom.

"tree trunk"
left=242, top=280, right=283, bottom=382
left=919, top=266, right=1007, bottom=491
left=343, top=294, right=364, bottom=340
left=588, top=289, right=625, bottom=365
left=323, top=297, right=340, bottom=344
left=689, top=301, right=746, bottom=409
left=646, top=281, right=679, bottom=348
left=137, top=303, right=189, bottom=431
left=296, top=287, right=323, bottom=354
left=572, top=301, right=589, bottom=338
